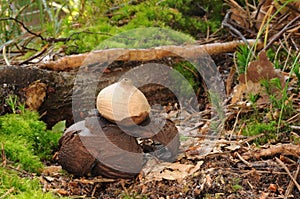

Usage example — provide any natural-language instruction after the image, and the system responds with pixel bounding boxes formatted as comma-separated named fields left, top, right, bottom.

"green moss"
left=242, top=120, right=279, bottom=145
left=58, top=0, right=224, bottom=54
left=236, top=45, right=252, bottom=74
left=0, top=167, right=56, bottom=199
left=0, top=111, right=63, bottom=173
left=97, top=27, right=194, bottom=49
left=231, top=178, right=243, bottom=192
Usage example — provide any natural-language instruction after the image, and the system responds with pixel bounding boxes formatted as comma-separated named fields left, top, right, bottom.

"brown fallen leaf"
left=232, top=51, right=285, bottom=104
left=55, top=189, right=69, bottom=196
left=143, top=161, right=203, bottom=182
left=238, top=51, right=285, bottom=85
left=23, top=80, right=47, bottom=111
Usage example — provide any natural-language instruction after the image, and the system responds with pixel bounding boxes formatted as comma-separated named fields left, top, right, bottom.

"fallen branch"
left=40, top=39, right=263, bottom=71
left=242, top=143, right=300, bottom=160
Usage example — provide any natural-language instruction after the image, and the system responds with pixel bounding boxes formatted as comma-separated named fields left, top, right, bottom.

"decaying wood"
left=40, top=39, right=263, bottom=71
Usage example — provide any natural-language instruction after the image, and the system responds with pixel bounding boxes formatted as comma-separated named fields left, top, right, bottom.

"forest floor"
left=38, top=53, right=300, bottom=199
left=1, top=1, right=300, bottom=199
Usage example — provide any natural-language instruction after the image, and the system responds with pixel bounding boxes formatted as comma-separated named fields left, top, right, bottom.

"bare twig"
left=264, top=15, right=300, bottom=51
left=7, top=165, right=35, bottom=178
left=0, top=17, right=44, bottom=40
left=222, top=12, right=250, bottom=47
left=275, top=157, right=300, bottom=192
left=18, top=44, right=49, bottom=65
left=290, top=125, right=300, bottom=130
left=91, top=183, right=99, bottom=198
left=235, top=152, right=253, bottom=167
left=0, top=187, right=15, bottom=199
left=0, top=17, right=116, bottom=46
left=241, top=133, right=265, bottom=144
left=229, top=109, right=242, bottom=140
left=284, top=164, right=300, bottom=199
left=1, top=143, right=6, bottom=167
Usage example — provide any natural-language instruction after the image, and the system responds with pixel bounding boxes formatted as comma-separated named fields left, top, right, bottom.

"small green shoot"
left=236, top=45, right=251, bottom=74
left=231, top=178, right=243, bottom=192
left=5, top=95, right=18, bottom=114
left=261, top=78, right=293, bottom=118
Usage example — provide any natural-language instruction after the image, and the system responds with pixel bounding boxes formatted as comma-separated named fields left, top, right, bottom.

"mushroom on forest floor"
left=58, top=115, right=180, bottom=178
left=58, top=79, right=180, bottom=178
left=96, top=78, right=151, bottom=126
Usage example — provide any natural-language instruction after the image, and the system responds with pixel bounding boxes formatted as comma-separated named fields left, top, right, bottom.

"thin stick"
left=229, top=109, right=242, bottom=140
left=2, top=45, right=10, bottom=66
left=222, top=12, right=250, bottom=47
left=284, top=164, right=300, bottom=199
left=0, top=17, right=44, bottom=40
left=264, top=15, right=300, bottom=51
left=1, top=143, right=6, bottom=167
left=235, top=152, right=253, bottom=167
left=0, top=187, right=15, bottom=199
left=19, top=44, right=49, bottom=65
left=275, top=157, right=300, bottom=192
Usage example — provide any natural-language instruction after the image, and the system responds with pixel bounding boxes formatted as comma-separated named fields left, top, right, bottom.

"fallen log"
left=1, top=40, right=260, bottom=127
left=0, top=62, right=179, bottom=127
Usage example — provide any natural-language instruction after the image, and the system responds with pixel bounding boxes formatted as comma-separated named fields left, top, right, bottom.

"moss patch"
left=0, top=111, right=63, bottom=173
left=0, top=167, right=56, bottom=199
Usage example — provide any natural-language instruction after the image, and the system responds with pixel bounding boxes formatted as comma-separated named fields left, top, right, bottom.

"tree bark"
left=0, top=62, right=178, bottom=128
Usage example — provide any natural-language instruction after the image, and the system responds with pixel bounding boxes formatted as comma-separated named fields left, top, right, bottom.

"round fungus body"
left=96, top=78, right=151, bottom=126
